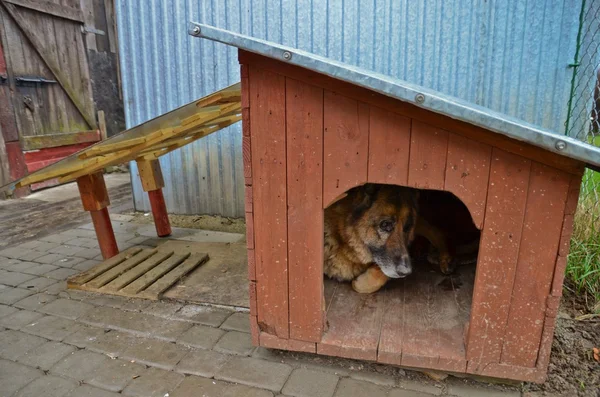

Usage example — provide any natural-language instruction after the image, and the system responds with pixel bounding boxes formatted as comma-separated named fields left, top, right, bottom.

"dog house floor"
left=321, top=262, right=475, bottom=368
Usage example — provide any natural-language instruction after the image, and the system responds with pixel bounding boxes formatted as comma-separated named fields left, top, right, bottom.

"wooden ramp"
left=67, top=241, right=209, bottom=300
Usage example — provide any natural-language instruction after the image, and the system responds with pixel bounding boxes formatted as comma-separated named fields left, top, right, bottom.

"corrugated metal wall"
left=116, top=0, right=582, bottom=217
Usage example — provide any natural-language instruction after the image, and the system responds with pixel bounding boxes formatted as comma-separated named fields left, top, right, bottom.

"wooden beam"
left=136, top=159, right=164, bottom=192
left=21, top=130, right=100, bottom=150
left=148, top=189, right=171, bottom=237
left=78, top=136, right=147, bottom=159
left=2, top=0, right=84, bottom=22
left=76, top=171, right=110, bottom=211
left=98, top=110, right=107, bottom=140
left=1, top=2, right=97, bottom=128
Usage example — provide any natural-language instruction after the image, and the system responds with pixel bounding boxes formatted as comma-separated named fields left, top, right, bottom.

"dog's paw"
left=439, top=253, right=454, bottom=275
left=352, top=268, right=388, bottom=294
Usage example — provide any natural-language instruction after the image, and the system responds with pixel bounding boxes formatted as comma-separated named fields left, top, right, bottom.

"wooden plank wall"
left=243, top=54, right=583, bottom=378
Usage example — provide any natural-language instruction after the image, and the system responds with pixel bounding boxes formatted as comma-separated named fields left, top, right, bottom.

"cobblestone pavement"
left=0, top=220, right=529, bottom=396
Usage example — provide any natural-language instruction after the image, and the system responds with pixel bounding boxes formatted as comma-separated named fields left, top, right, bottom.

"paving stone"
left=35, top=253, right=68, bottom=264
left=216, top=356, right=293, bottom=392
left=73, top=259, right=101, bottom=272
left=59, top=289, right=94, bottom=301
left=4, top=261, right=39, bottom=272
left=53, top=256, right=87, bottom=268
left=0, top=309, right=44, bottom=329
left=22, top=315, right=83, bottom=341
left=143, top=301, right=183, bottom=318
left=176, top=324, right=224, bottom=349
left=122, top=367, right=184, bottom=397
left=17, top=341, right=77, bottom=370
left=252, top=347, right=350, bottom=377
left=171, top=376, right=274, bottom=397
left=120, top=298, right=152, bottom=312
left=282, top=368, right=339, bottom=397
left=0, top=304, right=18, bottom=318
left=83, top=330, right=141, bottom=357
left=0, top=329, right=47, bottom=360
left=61, top=228, right=98, bottom=238
left=0, top=270, right=37, bottom=286
left=175, top=348, right=230, bottom=377
left=65, top=238, right=99, bottom=249
left=333, top=378, right=388, bottom=397
left=51, top=350, right=110, bottom=381
left=398, top=379, right=444, bottom=396
left=86, top=358, right=146, bottom=392
left=0, top=246, right=27, bottom=259
left=40, top=234, right=75, bottom=244
left=66, top=385, right=121, bottom=397
left=63, top=326, right=109, bottom=348
left=0, top=256, right=20, bottom=268
left=214, top=330, right=256, bottom=355
left=40, top=298, right=95, bottom=319
left=0, top=287, right=34, bottom=305
left=18, top=276, right=60, bottom=292
left=15, top=374, right=78, bottom=397
left=350, top=370, right=397, bottom=387
left=446, top=381, right=520, bottom=397
left=73, top=247, right=103, bottom=259
left=44, top=281, right=68, bottom=295
left=20, top=263, right=60, bottom=276
left=81, top=306, right=192, bottom=341
left=174, top=304, right=233, bottom=326
left=0, top=359, right=44, bottom=396
left=16, top=241, right=60, bottom=252
left=14, top=292, right=58, bottom=310
left=389, top=389, right=441, bottom=397
left=49, top=245, right=89, bottom=257
left=121, top=338, right=191, bottom=370
left=15, top=250, right=49, bottom=262
left=221, top=311, right=251, bottom=333
left=45, top=267, right=79, bottom=280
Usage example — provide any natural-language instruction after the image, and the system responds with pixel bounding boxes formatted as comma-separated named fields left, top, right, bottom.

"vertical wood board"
left=408, top=120, right=449, bottom=190
left=249, top=66, right=289, bottom=339
left=286, top=77, right=325, bottom=342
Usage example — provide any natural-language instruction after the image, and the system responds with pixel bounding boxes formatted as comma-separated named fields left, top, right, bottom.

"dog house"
left=190, top=24, right=600, bottom=383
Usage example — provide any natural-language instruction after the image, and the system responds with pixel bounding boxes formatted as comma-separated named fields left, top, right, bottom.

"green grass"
left=566, top=168, right=600, bottom=312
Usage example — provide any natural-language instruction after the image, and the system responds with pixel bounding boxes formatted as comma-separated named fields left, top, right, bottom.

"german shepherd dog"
left=323, top=183, right=479, bottom=293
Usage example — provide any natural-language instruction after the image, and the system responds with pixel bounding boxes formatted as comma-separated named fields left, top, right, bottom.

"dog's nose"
left=395, top=255, right=412, bottom=275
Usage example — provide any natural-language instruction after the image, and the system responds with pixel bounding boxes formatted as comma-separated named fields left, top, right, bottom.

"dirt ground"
left=129, top=212, right=246, bottom=234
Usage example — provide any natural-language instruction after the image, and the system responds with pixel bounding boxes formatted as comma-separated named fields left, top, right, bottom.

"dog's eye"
left=379, top=220, right=394, bottom=232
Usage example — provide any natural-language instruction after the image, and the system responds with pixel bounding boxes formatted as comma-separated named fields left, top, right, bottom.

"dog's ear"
left=350, top=184, right=379, bottom=221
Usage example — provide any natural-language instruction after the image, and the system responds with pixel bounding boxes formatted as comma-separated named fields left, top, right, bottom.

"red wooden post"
left=136, top=159, right=171, bottom=237
left=77, top=172, right=119, bottom=259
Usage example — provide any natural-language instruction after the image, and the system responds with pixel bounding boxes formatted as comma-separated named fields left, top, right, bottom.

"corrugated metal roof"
left=190, top=23, right=600, bottom=168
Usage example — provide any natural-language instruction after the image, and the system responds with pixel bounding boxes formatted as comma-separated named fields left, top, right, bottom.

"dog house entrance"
left=320, top=187, right=479, bottom=368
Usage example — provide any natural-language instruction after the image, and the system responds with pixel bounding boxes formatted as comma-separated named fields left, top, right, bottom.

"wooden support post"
left=137, top=159, right=171, bottom=237
left=76, top=172, right=119, bottom=259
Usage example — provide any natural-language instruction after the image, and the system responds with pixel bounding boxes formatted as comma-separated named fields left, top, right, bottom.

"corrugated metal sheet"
left=115, top=0, right=582, bottom=217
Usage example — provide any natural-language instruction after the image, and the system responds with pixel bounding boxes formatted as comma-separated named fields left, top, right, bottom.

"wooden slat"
left=286, top=77, right=324, bottom=342
left=138, top=253, right=209, bottom=299
left=501, top=163, right=570, bottom=367
left=408, top=120, right=449, bottom=190
left=3, top=0, right=84, bottom=22
left=444, top=133, right=492, bottom=229
left=466, top=149, right=531, bottom=369
left=377, top=284, right=405, bottom=365
left=78, top=137, right=149, bottom=159
left=120, top=253, right=189, bottom=296
left=1, top=2, right=96, bottom=128
left=100, top=251, right=174, bottom=292
left=323, top=91, right=369, bottom=207
left=85, top=249, right=157, bottom=289
left=318, top=283, right=385, bottom=361
left=250, top=66, right=289, bottom=339
left=368, top=106, right=411, bottom=186
left=22, top=130, right=100, bottom=151
left=67, top=247, right=142, bottom=287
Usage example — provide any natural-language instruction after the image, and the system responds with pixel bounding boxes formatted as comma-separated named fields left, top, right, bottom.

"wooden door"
left=0, top=0, right=100, bottom=189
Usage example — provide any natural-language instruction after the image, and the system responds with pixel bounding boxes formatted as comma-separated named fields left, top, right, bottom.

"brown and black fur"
left=323, top=184, right=480, bottom=293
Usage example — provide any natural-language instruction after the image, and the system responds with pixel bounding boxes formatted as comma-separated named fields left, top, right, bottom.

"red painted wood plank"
left=247, top=249, right=256, bottom=281
left=501, top=163, right=570, bottom=368
left=377, top=283, right=405, bottom=366
left=407, top=120, right=449, bottom=190
left=259, top=333, right=317, bottom=353
left=249, top=66, right=289, bottom=339
left=466, top=149, right=531, bottom=369
left=6, top=141, right=28, bottom=181
left=444, top=133, right=492, bottom=229
left=286, top=77, right=325, bottom=342
left=367, top=106, right=411, bottom=186
left=323, top=91, right=369, bottom=207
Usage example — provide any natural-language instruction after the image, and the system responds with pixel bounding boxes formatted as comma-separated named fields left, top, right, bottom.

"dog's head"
left=349, top=184, right=418, bottom=278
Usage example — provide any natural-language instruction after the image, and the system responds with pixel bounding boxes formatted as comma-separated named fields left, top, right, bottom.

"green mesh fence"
left=564, top=0, right=600, bottom=305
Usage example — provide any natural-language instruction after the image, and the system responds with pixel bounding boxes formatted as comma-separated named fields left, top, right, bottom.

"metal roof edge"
left=188, top=22, right=600, bottom=169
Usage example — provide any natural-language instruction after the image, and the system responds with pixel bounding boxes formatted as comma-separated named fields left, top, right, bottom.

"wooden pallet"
left=67, top=242, right=209, bottom=300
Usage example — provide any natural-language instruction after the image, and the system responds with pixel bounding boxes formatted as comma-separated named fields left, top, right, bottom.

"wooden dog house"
left=190, top=24, right=600, bottom=383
